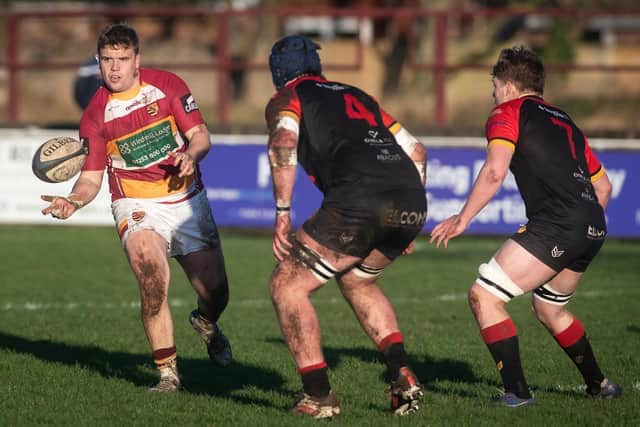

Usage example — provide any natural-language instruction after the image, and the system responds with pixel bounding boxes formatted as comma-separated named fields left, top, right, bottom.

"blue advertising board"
left=201, top=140, right=639, bottom=237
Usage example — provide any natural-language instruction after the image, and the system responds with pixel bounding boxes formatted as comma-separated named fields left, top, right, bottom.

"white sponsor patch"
left=181, top=93, right=199, bottom=113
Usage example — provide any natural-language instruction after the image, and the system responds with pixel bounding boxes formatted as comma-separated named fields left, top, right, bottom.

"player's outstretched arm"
left=41, top=170, right=103, bottom=219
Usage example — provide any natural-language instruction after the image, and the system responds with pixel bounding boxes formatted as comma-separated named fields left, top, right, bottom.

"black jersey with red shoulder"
left=486, top=96, right=604, bottom=222
left=265, top=76, right=423, bottom=199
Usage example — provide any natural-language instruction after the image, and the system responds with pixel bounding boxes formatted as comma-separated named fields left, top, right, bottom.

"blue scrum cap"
left=269, top=35, right=322, bottom=90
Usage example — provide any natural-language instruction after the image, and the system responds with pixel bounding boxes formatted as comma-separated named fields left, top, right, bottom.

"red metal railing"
left=1, top=6, right=640, bottom=128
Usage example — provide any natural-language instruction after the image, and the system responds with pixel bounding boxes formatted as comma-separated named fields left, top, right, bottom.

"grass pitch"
left=1, top=225, right=638, bottom=426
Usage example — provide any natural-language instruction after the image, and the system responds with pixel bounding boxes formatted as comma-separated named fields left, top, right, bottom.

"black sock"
left=554, top=318, right=605, bottom=395
left=560, top=335, right=605, bottom=394
left=486, top=336, right=532, bottom=399
left=301, top=366, right=331, bottom=398
left=382, top=342, right=409, bottom=382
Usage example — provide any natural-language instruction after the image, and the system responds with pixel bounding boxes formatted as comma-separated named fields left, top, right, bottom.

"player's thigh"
left=493, top=238, right=557, bottom=293
left=176, top=247, right=228, bottom=292
left=296, top=226, right=361, bottom=273
left=299, top=201, right=373, bottom=265
left=125, top=229, right=169, bottom=264
left=124, top=229, right=171, bottom=287
left=545, top=268, right=583, bottom=295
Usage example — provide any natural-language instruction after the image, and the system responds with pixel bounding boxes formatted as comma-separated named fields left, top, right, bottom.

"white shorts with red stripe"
left=112, top=186, right=220, bottom=256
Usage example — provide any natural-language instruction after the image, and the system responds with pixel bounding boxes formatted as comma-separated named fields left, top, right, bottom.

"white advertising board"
left=0, top=129, right=113, bottom=225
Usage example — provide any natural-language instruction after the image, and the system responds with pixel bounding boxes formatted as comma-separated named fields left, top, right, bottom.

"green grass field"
left=1, top=225, right=638, bottom=426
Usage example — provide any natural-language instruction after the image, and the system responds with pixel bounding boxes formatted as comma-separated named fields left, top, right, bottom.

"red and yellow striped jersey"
left=80, top=67, right=206, bottom=201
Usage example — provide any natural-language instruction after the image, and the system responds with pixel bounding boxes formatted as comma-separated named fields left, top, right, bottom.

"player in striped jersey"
left=41, top=23, right=231, bottom=391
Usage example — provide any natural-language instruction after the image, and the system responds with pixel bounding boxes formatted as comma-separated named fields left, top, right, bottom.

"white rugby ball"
left=32, top=137, right=87, bottom=183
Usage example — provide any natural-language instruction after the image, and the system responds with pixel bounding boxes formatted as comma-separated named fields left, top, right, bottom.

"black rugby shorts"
left=302, top=189, right=427, bottom=259
left=510, top=217, right=606, bottom=272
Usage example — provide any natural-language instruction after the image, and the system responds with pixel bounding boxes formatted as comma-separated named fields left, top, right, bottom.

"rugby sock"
left=299, top=362, right=331, bottom=398
left=153, top=345, right=177, bottom=369
left=553, top=317, right=605, bottom=394
left=481, top=318, right=532, bottom=399
left=378, top=332, right=409, bottom=382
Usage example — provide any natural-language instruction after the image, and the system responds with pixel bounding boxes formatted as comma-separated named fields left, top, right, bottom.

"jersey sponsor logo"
left=385, top=209, right=427, bottom=227
left=339, top=232, right=354, bottom=245
left=115, top=119, right=178, bottom=168
left=537, top=104, right=568, bottom=120
left=146, top=102, right=160, bottom=117
left=104, top=85, right=167, bottom=122
left=581, top=191, right=596, bottom=202
left=377, top=148, right=402, bottom=161
left=314, top=82, right=346, bottom=91
left=125, top=98, right=145, bottom=111
left=572, top=170, right=589, bottom=184
left=551, top=245, right=565, bottom=258
left=365, top=130, right=393, bottom=145
left=181, top=93, right=199, bottom=113
left=587, top=225, right=606, bottom=240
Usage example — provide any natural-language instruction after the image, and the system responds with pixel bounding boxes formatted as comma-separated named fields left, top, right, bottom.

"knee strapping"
left=476, top=257, right=524, bottom=302
left=291, top=239, right=337, bottom=284
left=350, top=263, right=385, bottom=280
left=534, top=283, right=574, bottom=306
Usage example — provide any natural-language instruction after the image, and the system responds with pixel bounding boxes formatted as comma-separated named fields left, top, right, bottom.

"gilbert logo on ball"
left=32, top=136, right=88, bottom=183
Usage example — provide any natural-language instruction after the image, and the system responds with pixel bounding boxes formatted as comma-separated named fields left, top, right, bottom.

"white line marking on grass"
left=554, top=384, right=587, bottom=393
left=1, top=289, right=633, bottom=311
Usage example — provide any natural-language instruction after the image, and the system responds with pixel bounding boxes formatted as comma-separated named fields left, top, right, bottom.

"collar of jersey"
left=284, top=74, right=325, bottom=89
left=110, top=80, right=143, bottom=101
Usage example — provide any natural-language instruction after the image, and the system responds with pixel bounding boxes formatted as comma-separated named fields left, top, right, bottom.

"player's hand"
left=272, top=214, right=293, bottom=262
left=40, top=194, right=83, bottom=220
left=169, top=151, right=195, bottom=178
left=402, top=240, right=415, bottom=256
left=429, top=214, right=466, bottom=248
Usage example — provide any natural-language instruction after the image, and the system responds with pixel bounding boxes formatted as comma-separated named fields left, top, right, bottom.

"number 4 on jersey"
left=344, top=93, right=377, bottom=126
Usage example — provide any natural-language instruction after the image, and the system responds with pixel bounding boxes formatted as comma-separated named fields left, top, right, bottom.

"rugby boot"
left=291, top=390, right=340, bottom=419
left=494, top=391, right=536, bottom=407
left=189, top=309, right=232, bottom=367
left=588, top=378, right=622, bottom=399
left=149, top=357, right=181, bottom=392
left=389, top=366, right=424, bottom=415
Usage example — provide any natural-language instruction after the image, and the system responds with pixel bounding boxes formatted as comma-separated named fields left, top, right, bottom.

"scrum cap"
left=269, top=35, right=321, bottom=90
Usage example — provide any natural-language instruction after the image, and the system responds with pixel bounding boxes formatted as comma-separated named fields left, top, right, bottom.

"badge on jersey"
left=146, top=102, right=160, bottom=117
left=180, top=93, right=199, bottom=113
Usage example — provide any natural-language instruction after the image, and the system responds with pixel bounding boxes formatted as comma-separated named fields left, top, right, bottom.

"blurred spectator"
left=73, top=56, right=103, bottom=110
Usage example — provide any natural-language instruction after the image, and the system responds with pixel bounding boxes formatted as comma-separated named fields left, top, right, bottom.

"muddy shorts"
left=302, top=189, right=427, bottom=259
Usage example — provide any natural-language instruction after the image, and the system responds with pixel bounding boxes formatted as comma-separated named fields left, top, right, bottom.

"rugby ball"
left=32, top=137, right=87, bottom=183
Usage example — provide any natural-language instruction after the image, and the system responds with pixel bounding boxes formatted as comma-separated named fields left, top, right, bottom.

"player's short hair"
left=97, top=23, right=140, bottom=55
left=492, top=46, right=545, bottom=95
left=269, top=35, right=322, bottom=90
